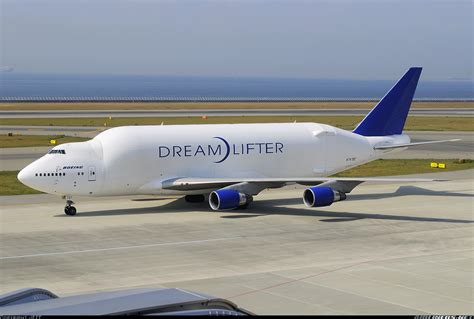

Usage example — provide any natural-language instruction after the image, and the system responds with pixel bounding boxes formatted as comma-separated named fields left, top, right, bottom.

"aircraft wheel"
left=64, top=206, right=77, bottom=216
left=235, top=203, right=250, bottom=210
left=185, top=194, right=206, bottom=203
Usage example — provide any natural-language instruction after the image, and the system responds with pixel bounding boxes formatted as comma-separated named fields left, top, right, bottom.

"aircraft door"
left=323, top=128, right=338, bottom=174
left=88, top=166, right=96, bottom=181
left=54, top=166, right=61, bottom=185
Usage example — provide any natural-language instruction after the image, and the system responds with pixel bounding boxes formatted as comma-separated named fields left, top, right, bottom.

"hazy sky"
left=1, top=0, right=472, bottom=80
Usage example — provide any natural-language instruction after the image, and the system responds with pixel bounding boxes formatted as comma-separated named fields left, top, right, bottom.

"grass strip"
left=1, top=101, right=473, bottom=110
left=0, top=134, right=89, bottom=148
left=333, top=158, right=474, bottom=177
left=0, top=171, right=43, bottom=195
left=1, top=116, right=473, bottom=131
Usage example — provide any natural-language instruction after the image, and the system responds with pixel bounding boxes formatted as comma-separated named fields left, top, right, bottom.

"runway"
left=1, top=130, right=471, bottom=171
left=1, top=170, right=473, bottom=314
left=1, top=108, right=473, bottom=118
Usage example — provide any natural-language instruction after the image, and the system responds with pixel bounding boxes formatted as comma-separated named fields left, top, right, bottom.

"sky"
left=1, top=0, right=472, bottom=80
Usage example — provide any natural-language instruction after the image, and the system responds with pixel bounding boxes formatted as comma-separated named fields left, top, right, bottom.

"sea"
left=0, top=73, right=472, bottom=100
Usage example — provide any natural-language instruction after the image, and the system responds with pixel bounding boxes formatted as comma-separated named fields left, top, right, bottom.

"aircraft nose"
left=17, top=165, right=34, bottom=187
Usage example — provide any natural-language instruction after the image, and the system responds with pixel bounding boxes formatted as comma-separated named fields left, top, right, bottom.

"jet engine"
left=209, top=189, right=253, bottom=210
left=303, top=186, right=346, bottom=207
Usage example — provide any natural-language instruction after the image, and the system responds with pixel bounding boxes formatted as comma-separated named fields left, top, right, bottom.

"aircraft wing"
left=161, top=176, right=447, bottom=192
left=374, top=139, right=461, bottom=150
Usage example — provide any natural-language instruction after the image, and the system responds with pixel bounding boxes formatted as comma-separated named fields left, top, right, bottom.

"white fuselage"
left=18, top=123, right=409, bottom=197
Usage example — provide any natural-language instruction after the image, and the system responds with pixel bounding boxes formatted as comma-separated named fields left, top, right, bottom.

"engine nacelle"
left=303, top=186, right=346, bottom=207
left=209, top=189, right=253, bottom=210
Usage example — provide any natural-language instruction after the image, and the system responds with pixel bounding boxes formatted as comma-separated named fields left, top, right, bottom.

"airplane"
left=17, top=67, right=459, bottom=216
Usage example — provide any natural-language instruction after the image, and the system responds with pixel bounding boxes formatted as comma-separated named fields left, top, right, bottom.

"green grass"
left=1, top=116, right=473, bottom=131
left=2, top=159, right=473, bottom=196
left=333, top=159, right=474, bottom=177
left=0, top=134, right=89, bottom=148
left=0, top=171, right=42, bottom=195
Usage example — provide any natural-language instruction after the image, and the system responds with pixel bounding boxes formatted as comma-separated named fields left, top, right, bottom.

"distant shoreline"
left=0, top=98, right=473, bottom=103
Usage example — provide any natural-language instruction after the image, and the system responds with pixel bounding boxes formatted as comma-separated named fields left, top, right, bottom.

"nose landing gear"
left=64, top=199, right=77, bottom=216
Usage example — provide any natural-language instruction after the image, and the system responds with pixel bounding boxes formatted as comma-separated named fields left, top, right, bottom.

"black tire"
left=235, top=203, right=250, bottom=210
left=185, top=194, right=206, bottom=203
left=64, top=206, right=77, bottom=216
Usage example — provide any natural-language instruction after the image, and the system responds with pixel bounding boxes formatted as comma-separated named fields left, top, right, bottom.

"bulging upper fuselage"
left=17, top=122, right=409, bottom=197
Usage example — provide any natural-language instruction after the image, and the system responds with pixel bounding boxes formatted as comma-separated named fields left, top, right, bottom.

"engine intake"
left=209, top=189, right=253, bottom=210
left=303, top=186, right=346, bottom=207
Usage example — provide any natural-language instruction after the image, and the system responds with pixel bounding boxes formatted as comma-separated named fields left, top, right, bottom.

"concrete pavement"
left=0, top=174, right=473, bottom=314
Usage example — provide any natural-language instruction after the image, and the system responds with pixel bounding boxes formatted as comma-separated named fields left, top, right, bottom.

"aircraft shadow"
left=55, top=186, right=473, bottom=224
left=349, top=186, right=473, bottom=201
left=264, top=186, right=472, bottom=207
left=235, top=201, right=473, bottom=224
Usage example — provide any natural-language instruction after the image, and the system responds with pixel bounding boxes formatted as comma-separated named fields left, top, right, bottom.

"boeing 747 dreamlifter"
left=18, top=67, right=458, bottom=215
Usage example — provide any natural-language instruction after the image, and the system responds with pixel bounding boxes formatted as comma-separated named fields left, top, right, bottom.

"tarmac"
left=0, top=169, right=473, bottom=314
left=1, top=107, right=473, bottom=314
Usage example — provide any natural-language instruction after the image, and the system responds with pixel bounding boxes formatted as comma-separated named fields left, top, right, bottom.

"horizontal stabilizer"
left=374, top=139, right=461, bottom=150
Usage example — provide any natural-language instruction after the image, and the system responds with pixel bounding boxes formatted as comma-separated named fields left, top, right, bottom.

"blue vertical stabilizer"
left=353, top=67, right=422, bottom=136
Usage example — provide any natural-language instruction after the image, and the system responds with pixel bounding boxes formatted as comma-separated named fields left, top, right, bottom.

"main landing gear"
left=184, top=194, right=206, bottom=203
left=64, top=199, right=77, bottom=216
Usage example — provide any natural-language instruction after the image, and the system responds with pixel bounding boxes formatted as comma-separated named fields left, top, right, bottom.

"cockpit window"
left=48, top=149, right=66, bottom=154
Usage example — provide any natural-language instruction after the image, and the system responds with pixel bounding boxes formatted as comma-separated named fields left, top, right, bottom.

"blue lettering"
left=173, top=146, right=182, bottom=157
left=184, top=145, right=192, bottom=157
left=195, top=145, right=205, bottom=156
left=246, top=143, right=255, bottom=154
left=232, top=144, right=240, bottom=155
left=159, top=146, right=170, bottom=158
left=276, top=142, right=284, bottom=153
left=157, top=141, right=284, bottom=160
left=208, top=144, right=221, bottom=156
left=265, top=143, right=274, bottom=153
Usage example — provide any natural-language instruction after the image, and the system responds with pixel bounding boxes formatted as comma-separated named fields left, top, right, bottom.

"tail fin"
left=353, top=67, right=422, bottom=136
